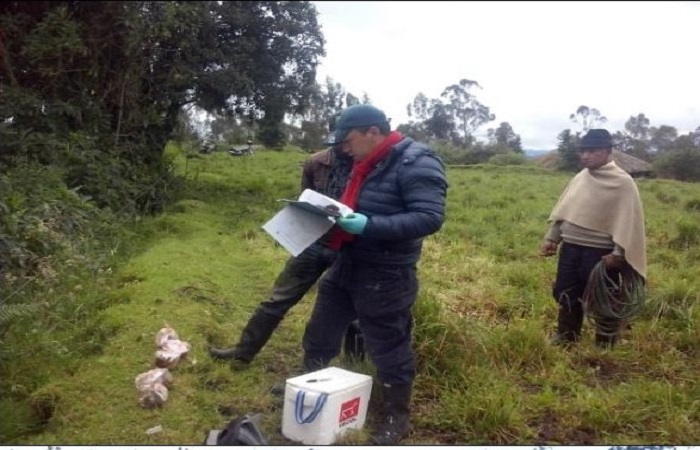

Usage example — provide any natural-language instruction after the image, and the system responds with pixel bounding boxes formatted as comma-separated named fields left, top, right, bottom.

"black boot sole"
left=209, top=347, right=250, bottom=363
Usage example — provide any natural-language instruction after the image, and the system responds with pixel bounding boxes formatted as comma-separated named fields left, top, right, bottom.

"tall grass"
left=2, top=148, right=699, bottom=444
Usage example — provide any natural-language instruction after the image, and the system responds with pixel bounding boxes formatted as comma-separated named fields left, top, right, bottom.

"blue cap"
left=333, top=105, right=389, bottom=144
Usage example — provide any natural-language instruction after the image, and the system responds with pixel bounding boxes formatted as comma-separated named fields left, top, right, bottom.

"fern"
left=0, top=303, right=43, bottom=326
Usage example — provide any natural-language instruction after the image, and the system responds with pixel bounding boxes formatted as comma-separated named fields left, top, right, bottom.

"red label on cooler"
left=338, top=397, right=360, bottom=423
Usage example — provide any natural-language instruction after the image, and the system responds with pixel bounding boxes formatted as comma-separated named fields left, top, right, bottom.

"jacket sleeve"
left=363, top=154, right=447, bottom=240
left=300, top=158, right=315, bottom=192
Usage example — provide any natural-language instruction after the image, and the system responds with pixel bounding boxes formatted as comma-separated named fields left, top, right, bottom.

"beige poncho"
left=548, top=161, right=647, bottom=279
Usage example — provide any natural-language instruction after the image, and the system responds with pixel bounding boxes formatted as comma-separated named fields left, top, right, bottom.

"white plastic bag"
left=135, top=368, right=173, bottom=390
left=135, top=368, right=173, bottom=408
left=138, top=382, right=169, bottom=408
left=155, top=326, right=179, bottom=348
left=154, top=339, right=191, bottom=368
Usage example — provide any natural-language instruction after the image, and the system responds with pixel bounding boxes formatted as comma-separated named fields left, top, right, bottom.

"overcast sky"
left=312, top=1, right=700, bottom=149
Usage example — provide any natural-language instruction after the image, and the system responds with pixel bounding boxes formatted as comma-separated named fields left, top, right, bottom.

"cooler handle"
left=295, top=390, right=329, bottom=424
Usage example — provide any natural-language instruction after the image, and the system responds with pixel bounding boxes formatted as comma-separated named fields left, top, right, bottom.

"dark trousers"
left=302, top=254, right=418, bottom=385
left=231, top=241, right=363, bottom=362
left=553, top=242, right=621, bottom=336
left=258, top=241, right=337, bottom=319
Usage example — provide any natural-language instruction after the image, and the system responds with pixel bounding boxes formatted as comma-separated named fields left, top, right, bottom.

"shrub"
left=654, top=149, right=700, bottom=182
left=684, top=198, right=700, bottom=212
left=488, top=152, right=526, bottom=166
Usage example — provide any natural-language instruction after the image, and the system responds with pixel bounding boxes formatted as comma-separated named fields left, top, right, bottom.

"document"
left=262, top=189, right=353, bottom=256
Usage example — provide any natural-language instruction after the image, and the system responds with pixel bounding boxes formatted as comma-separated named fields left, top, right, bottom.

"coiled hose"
left=582, top=261, right=646, bottom=336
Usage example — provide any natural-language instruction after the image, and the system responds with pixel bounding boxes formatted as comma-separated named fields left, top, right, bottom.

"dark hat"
left=333, top=104, right=389, bottom=144
left=580, top=129, right=613, bottom=150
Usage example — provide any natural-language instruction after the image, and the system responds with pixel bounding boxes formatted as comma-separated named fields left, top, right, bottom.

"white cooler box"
left=281, top=367, right=373, bottom=445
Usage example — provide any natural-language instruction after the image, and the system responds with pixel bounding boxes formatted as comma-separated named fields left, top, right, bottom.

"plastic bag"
left=135, top=368, right=173, bottom=408
left=155, top=326, right=179, bottom=347
left=138, top=382, right=169, bottom=408
left=154, top=339, right=191, bottom=368
left=203, top=414, right=269, bottom=445
left=135, top=368, right=173, bottom=390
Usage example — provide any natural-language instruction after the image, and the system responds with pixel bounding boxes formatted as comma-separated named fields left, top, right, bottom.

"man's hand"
left=337, top=213, right=368, bottom=235
left=540, top=240, right=559, bottom=257
left=602, top=253, right=625, bottom=269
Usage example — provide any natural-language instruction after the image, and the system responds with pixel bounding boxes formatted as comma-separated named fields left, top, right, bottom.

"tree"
left=324, top=77, right=347, bottom=114
left=292, top=76, right=364, bottom=149
left=654, top=148, right=700, bottom=181
left=401, top=78, right=494, bottom=148
left=487, top=122, right=523, bottom=153
left=614, top=132, right=651, bottom=161
left=1, top=1, right=326, bottom=197
left=615, top=113, right=652, bottom=159
left=649, top=125, right=678, bottom=154
left=510, top=135, right=523, bottom=153
left=405, top=93, right=454, bottom=141
left=424, top=102, right=455, bottom=140
left=569, top=105, right=607, bottom=132
left=670, top=126, right=700, bottom=153
left=624, top=113, right=651, bottom=140
left=556, top=129, right=581, bottom=171
left=396, top=122, right=428, bottom=142
left=407, top=93, right=431, bottom=123
left=441, top=79, right=495, bottom=147
left=346, top=93, right=360, bottom=107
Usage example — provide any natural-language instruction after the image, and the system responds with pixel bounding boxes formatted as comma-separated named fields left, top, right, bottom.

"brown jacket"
left=301, top=148, right=334, bottom=195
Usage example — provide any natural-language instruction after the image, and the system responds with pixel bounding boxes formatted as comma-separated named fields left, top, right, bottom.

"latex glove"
left=540, top=240, right=559, bottom=257
left=602, top=253, right=625, bottom=269
left=336, top=213, right=368, bottom=235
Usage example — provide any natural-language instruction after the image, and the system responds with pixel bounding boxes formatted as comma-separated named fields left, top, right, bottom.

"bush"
left=685, top=198, right=700, bottom=212
left=654, top=149, right=700, bottom=182
left=488, top=152, right=526, bottom=166
left=669, top=219, right=700, bottom=250
left=433, top=140, right=499, bottom=165
left=0, top=164, right=93, bottom=276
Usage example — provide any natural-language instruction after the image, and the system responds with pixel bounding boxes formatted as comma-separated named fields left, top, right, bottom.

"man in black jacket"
left=300, top=104, right=448, bottom=445
left=208, top=116, right=365, bottom=366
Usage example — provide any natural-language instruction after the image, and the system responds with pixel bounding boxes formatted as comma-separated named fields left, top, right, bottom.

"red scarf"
left=328, top=131, right=404, bottom=250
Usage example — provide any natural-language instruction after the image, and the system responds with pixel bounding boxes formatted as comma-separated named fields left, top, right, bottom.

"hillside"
left=524, top=149, right=552, bottom=159
left=2, top=146, right=699, bottom=445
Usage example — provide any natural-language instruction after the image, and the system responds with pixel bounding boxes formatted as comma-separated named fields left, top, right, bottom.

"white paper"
left=297, top=189, right=354, bottom=217
left=262, top=189, right=353, bottom=257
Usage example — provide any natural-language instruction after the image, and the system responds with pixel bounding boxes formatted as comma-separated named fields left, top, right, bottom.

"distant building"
left=611, top=150, right=654, bottom=178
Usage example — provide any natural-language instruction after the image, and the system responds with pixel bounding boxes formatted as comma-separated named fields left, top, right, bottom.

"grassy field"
left=2, top=144, right=699, bottom=445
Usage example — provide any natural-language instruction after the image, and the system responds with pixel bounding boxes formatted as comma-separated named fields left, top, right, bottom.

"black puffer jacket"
left=345, top=137, right=448, bottom=265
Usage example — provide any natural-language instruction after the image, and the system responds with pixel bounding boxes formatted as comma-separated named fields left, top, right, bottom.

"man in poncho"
left=541, top=129, right=646, bottom=348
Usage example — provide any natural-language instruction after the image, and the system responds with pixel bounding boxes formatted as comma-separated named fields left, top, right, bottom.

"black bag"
left=204, top=414, right=269, bottom=445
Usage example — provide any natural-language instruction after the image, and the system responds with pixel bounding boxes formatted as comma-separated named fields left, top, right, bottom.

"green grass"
left=2, top=147, right=699, bottom=444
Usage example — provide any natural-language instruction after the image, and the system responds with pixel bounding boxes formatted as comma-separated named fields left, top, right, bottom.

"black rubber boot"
left=370, top=384, right=412, bottom=445
left=302, top=354, right=329, bottom=373
left=209, top=309, right=283, bottom=363
left=595, top=316, right=621, bottom=349
left=550, top=303, right=583, bottom=346
left=270, top=359, right=326, bottom=398
left=343, top=320, right=366, bottom=362
left=595, top=332, right=618, bottom=349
